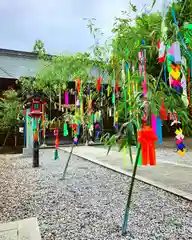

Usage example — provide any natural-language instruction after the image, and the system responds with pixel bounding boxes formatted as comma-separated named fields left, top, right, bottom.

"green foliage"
left=0, top=90, right=23, bottom=130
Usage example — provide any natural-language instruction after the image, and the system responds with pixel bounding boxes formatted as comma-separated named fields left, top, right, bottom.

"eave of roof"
left=0, top=48, right=53, bottom=59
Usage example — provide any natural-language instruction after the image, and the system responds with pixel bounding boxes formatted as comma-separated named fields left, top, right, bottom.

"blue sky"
left=0, top=0, right=162, bottom=55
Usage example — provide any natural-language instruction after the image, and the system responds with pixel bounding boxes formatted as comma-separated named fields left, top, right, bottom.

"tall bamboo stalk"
left=61, top=143, right=74, bottom=180
left=122, top=144, right=141, bottom=235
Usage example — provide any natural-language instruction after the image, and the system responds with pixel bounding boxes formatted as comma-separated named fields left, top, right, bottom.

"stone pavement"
left=0, top=218, right=41, bottom=240
left=60, top=146, right=192, bottom=201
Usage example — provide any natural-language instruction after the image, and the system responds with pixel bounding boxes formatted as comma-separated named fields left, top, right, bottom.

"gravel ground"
left=0, top=149, right=192, bottom=240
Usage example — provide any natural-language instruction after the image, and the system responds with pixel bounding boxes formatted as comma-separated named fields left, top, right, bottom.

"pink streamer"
left=65, top=91, right=69, bottom=105
left=138, top=52, right=142, bottom=75
left=143, top=51, right=147, bottom=96
left=151, top=114, right=157, bottom=134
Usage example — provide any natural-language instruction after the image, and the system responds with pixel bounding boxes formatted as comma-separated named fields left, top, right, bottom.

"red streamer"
left=76, top=79, right=81, bottom=94
left=97, top=77, right=102, bottom=92
left=138, top=126, right=158, bottom=165
left=159, top=99, right=167, bottom=120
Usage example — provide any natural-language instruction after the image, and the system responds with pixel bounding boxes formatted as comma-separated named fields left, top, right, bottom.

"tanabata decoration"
left=159, top=99, right=167, bottom=120
left=71, top=123, right=78, bottom=145
left=175, top=128, right=186, bottom=157
left=64, top=91, right=69, bottom=105
left=53, top=128, right=59, bottom=160
left=97, top=77, right=102, bottom=92
left=95, top=122, right=100, bottom=140
left=76, top=79, right=81, bottom=94
left=63, top=123, right=68, bottom=137
left=76, top=99, right=80, bottom=108
left=158, top=40, right=166, bottom=63
left=88, top=100, right=92, bottom=115
left=138, top=126, right=158, bottom=165
left=151, top=114, right=163, bottom=144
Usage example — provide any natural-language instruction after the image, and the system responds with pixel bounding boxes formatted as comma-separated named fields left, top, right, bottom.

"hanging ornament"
left=158, top=40, right=166, bottom=63
left=76, top=79, right=81, bottom=94
left=53, top=128, right=59, bottom=160
left=97, top=77, right=102, bottom=92
left=181, top=72, right=189, bottom=107
left=88, top=124, right=94, bottom=137
left=159, top=99, right=167, bottom=120
left=87, top=85, right=91, bottom=95
left=77, top=122, right=81, bottom=136
left=63, top=123, right=68, bottom=136
left=108, top=107, right=112, bottom=117
left=138, top=126, right=158, bottom=165
left=112, top=93, right=115, bottom=105
left=65, top=91, right=69, bottom=105
left=107, top=85, right=111, bottom=97
left=88, top=100, right=92, bottom=115
left=175, top=128, right=186, bottom=157
left=115, top=111, right=118, bottom=123
left=76, top=99, right=80, bottom=108
left=74, top=136, right=78, bottom=145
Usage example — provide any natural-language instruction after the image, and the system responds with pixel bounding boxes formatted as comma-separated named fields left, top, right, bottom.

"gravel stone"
left=0, top=149, right=191, bottom=240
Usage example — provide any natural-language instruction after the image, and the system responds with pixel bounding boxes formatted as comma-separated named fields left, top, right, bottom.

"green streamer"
left=137, top=144, right=142, bottom=166
left=112, top=93, right=115, bottom=105
left=124, top=88, right=127, bottom=118
left=91, top=113, right=94, bottom=124
left=63, top=123, right=68, bottom=136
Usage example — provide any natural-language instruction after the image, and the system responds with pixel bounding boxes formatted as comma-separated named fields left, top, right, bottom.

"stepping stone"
left=0, top=217, right=41, bottom=240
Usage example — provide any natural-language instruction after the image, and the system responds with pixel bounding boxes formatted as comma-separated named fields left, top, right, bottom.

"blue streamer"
left=156, top=117, right=163, bottom=144
left=171, top=8, right=192, bottom=58
left=125, top=63, right=128, bottom=73
left=77, top=123, right=81, bottom=136
left=33, top=118, right=36, bottom=131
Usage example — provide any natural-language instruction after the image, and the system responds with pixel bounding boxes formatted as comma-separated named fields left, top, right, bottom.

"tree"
left=0, top=90, right=23, bottom=149
left=33, top=39, right=46, bottom=58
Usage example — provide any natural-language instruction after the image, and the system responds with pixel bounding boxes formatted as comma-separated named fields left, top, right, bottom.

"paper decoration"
left=156, top=117, right=163, bottom=144
left=97, top=77, right=102, bottom=92
left=138, top=126, right=158, bottom=165
left=175, top=128, right=186, bottom=156
left=151, top=114, right=157, bottom=135
left=181, top=72, right=189, bottom=107
left=63, top=123, right=68, bottom=136
left=76, top=79, right=81, bottom=94
left=158, top=41, right=166, bottom=63
left=170, top=68, right=180, bottom=80
left=115, top=111, right=118, bottom=123
left=74, top=136, right=78, bottom=145
left=54, top=128, right=59, bottom=160
left=54, top=128, right=58, bottom=136
left=107, top=86, right=111, bottom=96
left=88, top=100, right=92, bottom=115
left=65, top=91, right=69, bottom=105
left=77, top=123, right=81, bottom=135
left=76, top=99, right=80, bottom=108
left=159, top=99, right=167, bottom=120
left=112, top=93, right=115, bottom=104
left=151, top=114, right=162, bottom=144
left=88, top=124, right=94, bottom=137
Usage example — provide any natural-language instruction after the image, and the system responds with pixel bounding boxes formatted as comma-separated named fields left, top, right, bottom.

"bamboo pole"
left=122, top=144, right=141, bottom=235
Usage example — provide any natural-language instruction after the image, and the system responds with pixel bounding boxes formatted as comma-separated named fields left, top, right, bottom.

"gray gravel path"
left=0, top=149, right=192, bottom=240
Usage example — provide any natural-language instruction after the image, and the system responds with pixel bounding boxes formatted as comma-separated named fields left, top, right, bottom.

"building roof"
left=0, top=48, right=111, bottom=84
left=0, top=48, right=50, bottom=79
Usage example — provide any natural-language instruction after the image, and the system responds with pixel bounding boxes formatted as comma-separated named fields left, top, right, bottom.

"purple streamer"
left=65, top=91, right=69, bottom=105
